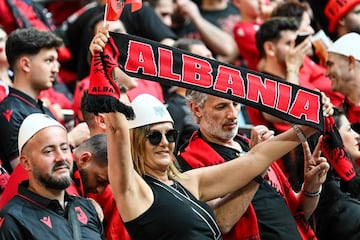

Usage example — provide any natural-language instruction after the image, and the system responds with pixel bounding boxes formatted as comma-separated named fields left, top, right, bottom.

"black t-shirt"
left=124, top=175, right=221, bottom=240
left=0, top=88, right=55, bottom=173
left=178, top=132, right=302, bottom=239
left=315, top=176, right=360, bottom=240
left=252, top=182, right=302, bottom=240
left=0, top=181, right=104, bottom=239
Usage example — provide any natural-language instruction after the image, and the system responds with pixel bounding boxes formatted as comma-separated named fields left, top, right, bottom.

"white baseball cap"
left=128, top=94, right=173, bottom=129
left=328, top=32, right=360, bottom=61
left=18, top=113, right=66, bottom=153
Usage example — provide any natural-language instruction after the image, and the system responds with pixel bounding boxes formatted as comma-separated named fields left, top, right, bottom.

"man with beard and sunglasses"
left=0, top=113, right=104, bottom=239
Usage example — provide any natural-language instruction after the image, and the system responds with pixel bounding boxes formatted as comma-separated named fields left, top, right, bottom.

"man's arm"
left=211, top=181, right=260, bottom=233
left=176, top=0, right=238, bottom=61
left=211, top=125, right=273, bottom=233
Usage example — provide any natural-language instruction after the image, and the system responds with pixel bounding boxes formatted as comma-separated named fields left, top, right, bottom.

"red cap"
left=324, top=0, right=360, bottom=33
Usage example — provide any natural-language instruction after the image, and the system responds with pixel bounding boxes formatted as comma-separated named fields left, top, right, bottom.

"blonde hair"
left=130, top=124, right=182, bottom=179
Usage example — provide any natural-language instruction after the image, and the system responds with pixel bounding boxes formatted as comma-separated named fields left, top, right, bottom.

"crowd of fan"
left=0, top=0, right=360, bottom=239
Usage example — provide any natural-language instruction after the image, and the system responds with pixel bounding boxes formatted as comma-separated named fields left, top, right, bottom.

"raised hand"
left=302, top=136, right=330, bottom=193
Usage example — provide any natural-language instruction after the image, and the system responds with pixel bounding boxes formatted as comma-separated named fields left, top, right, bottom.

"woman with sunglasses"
left=101, top=90, right=328, bottom=240
left=89, top=26, right=328, bottom=240
left=313, top=109, right=360, bottom=240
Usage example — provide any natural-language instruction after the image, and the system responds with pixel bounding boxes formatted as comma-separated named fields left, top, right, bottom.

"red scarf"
left=180, top=131, right=317, bottom=240
left=180, top=131, right=260, bottom=240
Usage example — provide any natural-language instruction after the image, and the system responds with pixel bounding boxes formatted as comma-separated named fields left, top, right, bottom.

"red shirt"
left=88, top=186, right=131, bottom=240
left=344, top=99, right=360, bottom=124
left=0, top=80, right=9, bottom=103
left=233, top=21, right=261, bottom=71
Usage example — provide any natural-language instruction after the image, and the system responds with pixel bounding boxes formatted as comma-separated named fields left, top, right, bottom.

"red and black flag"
left=106, top=0, right=142, bottom=21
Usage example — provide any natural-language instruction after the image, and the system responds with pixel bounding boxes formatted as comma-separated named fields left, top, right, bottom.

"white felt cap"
left=128, top=94, right=173, bottom=129
left=328, top=32, right=360, bottom=61
left=18, top=113, right=66, bottom=153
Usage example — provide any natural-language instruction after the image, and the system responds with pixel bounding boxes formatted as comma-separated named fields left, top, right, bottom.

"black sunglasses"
left=146, top=129, right=178, bottom=145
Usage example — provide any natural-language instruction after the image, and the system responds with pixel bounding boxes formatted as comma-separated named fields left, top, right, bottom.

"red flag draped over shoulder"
left=106, top=0, right=142, bottom=21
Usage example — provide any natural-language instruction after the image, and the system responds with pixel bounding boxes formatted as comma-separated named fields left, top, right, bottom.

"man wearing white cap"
left=0, top=28, right=90, bottom=174
left=326, top=32, right=360, bottom=130
left=0, top=113, right=104, bottom=239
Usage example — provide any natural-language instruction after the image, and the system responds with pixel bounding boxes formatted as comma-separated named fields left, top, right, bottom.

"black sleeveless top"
left=124, top=175, right=222, bottom=240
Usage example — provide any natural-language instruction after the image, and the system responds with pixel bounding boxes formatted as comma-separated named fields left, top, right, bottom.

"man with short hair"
left=73, top=134, right=109, bottom=196
left=324, top=0, right=360, bottom=38
left=0, top=27, right=89, bottom=173
left=0, top=113, right=104, bottom=239
left=325, top=32, right=360, bottom=131
left=247, top=17, right=312, bottom=134
left=177, top=90, right=328, bottom=240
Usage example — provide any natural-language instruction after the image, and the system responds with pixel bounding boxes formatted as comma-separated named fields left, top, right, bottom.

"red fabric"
left=321, top=116, right=356, bottom=181
left=72, top=76, right=164, bottom=124
left=106, top=0, right=142, bottom=21
left=325, top=0, right=360, bottom=33
left=88, top=185, right=131, bottom=240
left=344, top=99, right=360, bottom=124
left=88, top=38, right=121, bottom=99
left=0, top=0, right=49, bottom=34
left=0, top=166, right=10, bottom=195
left=46, top=2, right=82, bottom=26
left=39, top=88, right=72, bottom=109
left=180, top=131, right=260, bottom=240
left=106, top=0, right=125, bottom=21
left=0, top=0, right=71, bottom=64
left=127, top=79, right=165, bottom=103
left=0, top=164, right=79, bottom=209
left=0, top=81, right=9, bottom=103
left=180, top=131, right=317, bottom=240
left=58, top=67, right=77, bottom=85
left=3, top=159, right=131, bottom=239
left=72, top=76, right=90, bottom=123
left=233, top=21, right=261, bottom=71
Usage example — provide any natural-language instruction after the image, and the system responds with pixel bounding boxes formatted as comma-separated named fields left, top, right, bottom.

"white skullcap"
left=128, top=94, right=173, bottom=129
left=18, top=113, right=66, bottom=153
left=328, top=32, right=360, bottom=61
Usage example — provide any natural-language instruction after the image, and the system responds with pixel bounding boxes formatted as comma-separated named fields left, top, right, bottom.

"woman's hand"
left=89, top=26, right=110, bottom=55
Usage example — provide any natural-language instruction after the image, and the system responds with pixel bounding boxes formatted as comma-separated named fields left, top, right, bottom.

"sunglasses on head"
left=146, top=129, right=178, bottom=145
